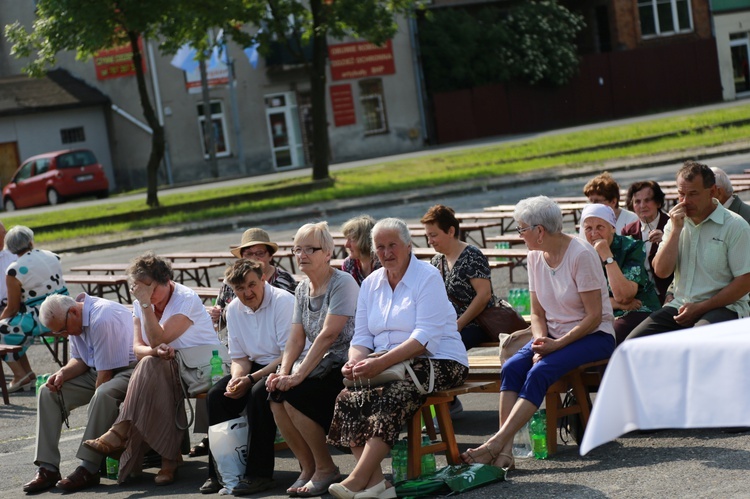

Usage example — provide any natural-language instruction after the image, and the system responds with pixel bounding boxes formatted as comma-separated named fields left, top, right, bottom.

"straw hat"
left=230, top=228, right=279, bottom=258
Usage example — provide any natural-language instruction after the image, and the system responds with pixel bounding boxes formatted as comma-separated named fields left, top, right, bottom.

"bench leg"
left=407, top=409, right=423, bottom=479
left=0, top=361, right=9, bottom=405
left=434, top=400, right=460, bottom=465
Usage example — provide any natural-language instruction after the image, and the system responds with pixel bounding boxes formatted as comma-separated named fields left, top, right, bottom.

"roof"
left=0, top=68, right=110, bottom=118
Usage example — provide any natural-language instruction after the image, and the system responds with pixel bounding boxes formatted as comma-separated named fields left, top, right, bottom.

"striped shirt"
left=69, top=293, right=136, bottom=370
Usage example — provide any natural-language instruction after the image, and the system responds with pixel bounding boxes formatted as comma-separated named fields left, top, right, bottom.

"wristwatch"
left=603, top=257, right=615, bottom=265
left=246, top=374, right=255, bottom=385
left=140, top=302, right=150, bottom=309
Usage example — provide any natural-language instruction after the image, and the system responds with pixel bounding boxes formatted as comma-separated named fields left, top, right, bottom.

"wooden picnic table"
left=63, top=274, right=132, bottom=303
left=70, top=261, right=225, bottom=287
left=161, top=250, right=298, bottom=274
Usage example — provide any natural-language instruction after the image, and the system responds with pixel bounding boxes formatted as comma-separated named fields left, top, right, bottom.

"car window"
left=15, top=162, right=34, bottom=182
left=57, top=151, right=97, bottom=168
left=36, top=159, right=51, bottom=174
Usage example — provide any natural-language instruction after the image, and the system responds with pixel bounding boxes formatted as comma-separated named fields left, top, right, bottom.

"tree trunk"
left=199, top=57, right=219, bottom=178
left=128, top=30, right=164, bottom=208
left=309, top=0, right=330, bottom=181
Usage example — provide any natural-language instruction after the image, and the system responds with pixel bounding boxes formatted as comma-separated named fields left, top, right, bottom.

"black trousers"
left=206, top=362, right=276, bottom=480
left=626, top=305, right=738, bottom=341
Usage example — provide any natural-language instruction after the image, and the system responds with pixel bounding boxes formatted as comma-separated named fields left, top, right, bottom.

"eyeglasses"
left=292, top=246, right=323, bottom=256
left=242, top=249, right=268, bottom=259
left=516, top=225, right=540, bottom=235
left=51, top=309, right=71, bottom=335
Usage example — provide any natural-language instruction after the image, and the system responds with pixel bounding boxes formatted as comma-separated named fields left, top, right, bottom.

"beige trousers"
left=34, top=366, right=134, bottom=468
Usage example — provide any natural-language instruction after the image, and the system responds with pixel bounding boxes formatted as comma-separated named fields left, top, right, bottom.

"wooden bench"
left=406, top=380, right=498, bottom=479
left=545, top=359, right=608, bottom=455
left=63, top=274, right=132, bottom=303
left=191, top=287, right=221, bottom=304
left=0, top=345, right=24, bottom=404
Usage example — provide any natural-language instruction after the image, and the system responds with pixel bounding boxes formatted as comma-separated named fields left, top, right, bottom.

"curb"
left=53, top=142, right=750, bottom=254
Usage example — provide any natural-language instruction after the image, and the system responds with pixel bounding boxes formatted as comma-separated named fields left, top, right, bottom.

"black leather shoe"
left=56, top=466, right=101, bottom=493
left=200, top=477, right=221, bottom=494
left=23, top=467, right=62, bottom=493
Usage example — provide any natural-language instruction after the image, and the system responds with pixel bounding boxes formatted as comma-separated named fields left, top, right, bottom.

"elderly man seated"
left=711, top=167, right=750, bottom=224
left=627, top=161, right=750, bottom=339
left=23, top=293, right=135, bottom=493
left=201, top=259, right=294, bottom=495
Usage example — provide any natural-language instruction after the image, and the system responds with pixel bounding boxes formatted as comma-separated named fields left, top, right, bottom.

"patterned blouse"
left=214, top=265, right=296, bottom=321
left=430, top=245, right=495, bottom=327
left=341, top=255, right=382, bottom=286
left=608, top=235, right=661, bottom=318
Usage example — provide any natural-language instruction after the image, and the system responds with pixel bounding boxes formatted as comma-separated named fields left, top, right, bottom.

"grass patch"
left=8, top=103, right=750, bottom=245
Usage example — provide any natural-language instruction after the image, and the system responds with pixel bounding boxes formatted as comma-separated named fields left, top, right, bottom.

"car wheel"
left=47, top=188, right=60, bottom=206
left=4, top=198, right=15, bottom=212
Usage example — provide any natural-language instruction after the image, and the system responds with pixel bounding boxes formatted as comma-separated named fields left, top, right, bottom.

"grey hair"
left=372, top=218, right=412, bottom=246
left=39, top=294, right=77, bottom=329
left=711, top=167, right=733, bottom=196
left=5, top=225, right=35, bottom=255
left=341, top=214, right=376, bottom=256
left=294, top=221, right=334, bottom=253
left=514, top=196, right=563, bottom=234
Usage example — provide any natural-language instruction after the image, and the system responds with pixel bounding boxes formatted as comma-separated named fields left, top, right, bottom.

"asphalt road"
left=3, top=151, right=750, bottom=498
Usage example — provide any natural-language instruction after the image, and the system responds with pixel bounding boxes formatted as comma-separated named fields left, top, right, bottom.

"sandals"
left=287, top=478, right=309, bottom=497
left=83, top=427, right=129, bottom=459
left=8, top=371, right=35, bottom=393
left=463, top=443, right=515, bottom=470
left=493, top=452, right=516, bottom=471
left=296, top=467, right=341, bottom=498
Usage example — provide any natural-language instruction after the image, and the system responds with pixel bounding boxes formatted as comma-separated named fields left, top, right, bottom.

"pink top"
left=528, top=237, right=615, bottom=339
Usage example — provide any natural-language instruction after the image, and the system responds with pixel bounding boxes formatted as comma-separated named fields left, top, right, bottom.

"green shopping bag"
left=395, top=464, right=505, bottom=497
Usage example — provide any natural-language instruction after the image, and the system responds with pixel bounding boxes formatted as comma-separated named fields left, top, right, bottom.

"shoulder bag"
left=441, top=256, right=527, bottom=343
left=343, top=351, right=434, bottom=395
left=173, top=343, right=230, bottom=430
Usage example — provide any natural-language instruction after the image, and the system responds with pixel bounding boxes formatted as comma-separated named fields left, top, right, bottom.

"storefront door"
left=265, top=92, right=304, bottom=169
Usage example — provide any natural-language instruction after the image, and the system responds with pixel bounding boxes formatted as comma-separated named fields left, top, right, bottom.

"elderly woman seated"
left=84, top=253, right=221, bottom=485
left=461, top=196, right=615, bottom=470
left=341, top=215, right=381, bottom=285
left=265, top=222, right=359, bottom=497
left=581, top=204, right=660, bottom=344
left=327, top=218, right=469, bottom=499
left=0, top=225, right=68, bottom=392
left=621, top=180, right=673, bottom=304
left=583, top=172, right=639, bottom=233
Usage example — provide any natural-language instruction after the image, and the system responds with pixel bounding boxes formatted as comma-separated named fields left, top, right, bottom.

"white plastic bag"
left=208, top=416, right=249, bottom=492
left=512, top=420, right=533, bottom=458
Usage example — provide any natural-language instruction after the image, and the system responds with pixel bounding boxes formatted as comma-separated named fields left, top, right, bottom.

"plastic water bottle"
left=105, top=457, right=119, bottom=479
left=530, top=410, right=548, bottom=459
left=495, top=242, right=510, bottom=261
left=421, top=435, right=436, bottom=474
left=36, top=374, right=51, bottom=394
left=391, top=440, right=407, bottom=483
left=521, top=288, right=531, bottom=315
left=512, top=420, right=533, bottom=458
left=210, top=350, right=223, bottom=385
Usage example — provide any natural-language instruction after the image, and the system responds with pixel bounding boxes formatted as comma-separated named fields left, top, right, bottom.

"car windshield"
left=57, top=151, right=97, bottom=168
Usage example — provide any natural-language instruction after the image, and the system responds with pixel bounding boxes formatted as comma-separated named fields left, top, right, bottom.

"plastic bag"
left=208, top=416, right=248, bottom=492
left=395, top=464, right=505, bottom=497
left=512, top=420, right=533, bottom=458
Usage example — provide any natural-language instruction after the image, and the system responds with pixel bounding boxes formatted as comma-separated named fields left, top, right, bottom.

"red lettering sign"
left=93, top=38, right=146, bottom=80
left=330, top=84, right=356, bottom=127
left=328, top=40, right=396, bottom=81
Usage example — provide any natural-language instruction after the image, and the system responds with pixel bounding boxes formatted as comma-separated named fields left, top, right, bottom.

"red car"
left=3, top=149, right=110, bottom=211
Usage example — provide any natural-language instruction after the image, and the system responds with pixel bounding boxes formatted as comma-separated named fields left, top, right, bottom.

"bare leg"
left=270, top=402, right=314, bottom=491
left=339, top=437, right=390, bottom=491
left=6, top=359, right=30, bottom=384
left=285, top=402, right=338, bottom=491
left=461, top=395, right=537, bottom=468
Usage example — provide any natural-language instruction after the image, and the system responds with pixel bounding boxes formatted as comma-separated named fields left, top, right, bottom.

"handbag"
left=343, top=352, right=435, bottom=395
left=499, top=325, right=532, bottom=366
left=292, top=351, right=342, bottom=380
left=440, top=256, right=527, bottom=343
left=175, top=343, right=230, bottom=396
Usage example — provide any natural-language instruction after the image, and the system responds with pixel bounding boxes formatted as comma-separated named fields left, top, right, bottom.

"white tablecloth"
left=580, top=317, right=750, bottom=455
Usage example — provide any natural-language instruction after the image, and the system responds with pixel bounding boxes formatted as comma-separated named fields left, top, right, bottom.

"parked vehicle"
left=2, top=149, right=109, bottom=211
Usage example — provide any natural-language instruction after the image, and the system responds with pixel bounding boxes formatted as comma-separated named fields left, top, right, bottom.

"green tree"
left=4, top=0, right=248, bottom=207
left=230, top=0, right=423, bottom=181
left=420, top=1, right=584, bottom=93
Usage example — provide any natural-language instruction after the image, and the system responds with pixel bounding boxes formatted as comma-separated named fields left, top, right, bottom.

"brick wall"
left=611, top=0, right=712, bottom=50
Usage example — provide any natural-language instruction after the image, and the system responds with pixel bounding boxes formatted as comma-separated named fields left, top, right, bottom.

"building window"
left=60, top=126, right=86, bottom=144
left=359, top=79, right=388, bottom=135
left=196, top=101, right=230, bottom=158
left=638, top=0, right=692, bottom=38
